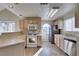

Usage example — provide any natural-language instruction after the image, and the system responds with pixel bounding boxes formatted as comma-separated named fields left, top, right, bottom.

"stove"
left=26, top=36, right=37, bottom=47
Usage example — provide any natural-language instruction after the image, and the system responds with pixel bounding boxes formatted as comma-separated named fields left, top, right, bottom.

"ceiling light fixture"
left=48, top=7, right=59, bottom=18
left=14, top=3, right=19, bottom=5
left=19, top=14, right=22, bottom=16
left=8, top=5, right=13, bottom=8
left=40, top=3, right=48, bottom=5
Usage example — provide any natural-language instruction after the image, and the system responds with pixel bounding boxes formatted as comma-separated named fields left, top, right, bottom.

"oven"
left=26, top=36, right=37, bottom=47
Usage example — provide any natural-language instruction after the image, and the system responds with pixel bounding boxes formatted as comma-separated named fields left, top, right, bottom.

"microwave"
left=28, top=24, right=38, bottom=30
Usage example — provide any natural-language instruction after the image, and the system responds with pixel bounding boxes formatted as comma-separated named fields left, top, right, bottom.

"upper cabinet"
left=53, top=19, right=64, bottom=29
left=19, top=17, right=41, bottom=34
left=75, top=11, right=79, bottom=28
left=58, top=19, right=64, bottom=29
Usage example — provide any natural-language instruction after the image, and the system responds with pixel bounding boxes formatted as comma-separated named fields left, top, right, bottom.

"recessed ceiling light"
left=19, top=14, right=22, bottom=16
left=8, top=5, right=13, bottom=8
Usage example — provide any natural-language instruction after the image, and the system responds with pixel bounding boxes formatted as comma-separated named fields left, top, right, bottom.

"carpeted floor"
left=25, top=47, right=40, bottom=56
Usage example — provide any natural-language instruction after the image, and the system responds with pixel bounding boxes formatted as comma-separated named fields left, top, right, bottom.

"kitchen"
left=0, top=3, right=79, bottom=56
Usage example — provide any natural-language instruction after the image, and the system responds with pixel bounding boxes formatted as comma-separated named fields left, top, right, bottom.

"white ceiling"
left=0, top=3, right=78, bottom=20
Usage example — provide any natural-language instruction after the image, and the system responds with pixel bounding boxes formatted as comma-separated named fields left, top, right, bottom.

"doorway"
left=42, top=24, right=51, bottom=42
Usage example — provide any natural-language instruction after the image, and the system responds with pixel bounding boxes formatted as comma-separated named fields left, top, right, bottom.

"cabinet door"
left=37, top=36, right=42, bottom=47
left=75, top=11, right=79, bottom=28
left=59, top=35, right=64, bottom=50
left=55, top=35, right=60, bottom=47
left=58, top=20, right=64, bottom=29
left=55, top=35, right=57, bottom=45
left=24, top=20, right=28, bottom=34
left=57, top=35, right=60, bottom=47
left=19, top=20, right=24, bottom=31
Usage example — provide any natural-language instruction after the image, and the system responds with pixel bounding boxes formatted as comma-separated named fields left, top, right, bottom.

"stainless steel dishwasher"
left=64, top=38, right=76, bottom=56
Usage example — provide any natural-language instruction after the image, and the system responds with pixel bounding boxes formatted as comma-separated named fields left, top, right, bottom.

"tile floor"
left=25, top=47, right=40, bottom=56
left=38, top=41, right=67, bottom=56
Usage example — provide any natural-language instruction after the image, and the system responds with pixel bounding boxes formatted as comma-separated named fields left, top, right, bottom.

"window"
left=64, top=17, right=74, bottom=31
left=0, top=21, right=16, bottom=34
left=64, top=17, right=79, bottom=31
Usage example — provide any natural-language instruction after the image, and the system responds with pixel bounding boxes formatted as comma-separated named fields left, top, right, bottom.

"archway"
left=42, top=23, right=51, bottom=42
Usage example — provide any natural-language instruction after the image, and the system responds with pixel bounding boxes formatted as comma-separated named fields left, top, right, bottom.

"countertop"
left=0, top=33, right=25, bottom=48
left=63, top=35, right=77, bottom=41
left=55, top=34, right=77, bottom=41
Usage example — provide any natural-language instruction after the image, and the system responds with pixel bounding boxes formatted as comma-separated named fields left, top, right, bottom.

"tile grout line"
left=34, top=48, right=43, bottom=56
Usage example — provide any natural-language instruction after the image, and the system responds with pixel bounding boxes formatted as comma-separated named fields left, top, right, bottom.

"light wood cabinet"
left=19, top=17, right=41, bottom=34
left=59, top=35, right=64, bottom=50
left=53, top=19, right=64, bottom=29
left=54, top=35, right=60, bottom=47
left=58, top=20, right=64, bottom=29
left=37, top=36, right=42, bottom=47
left=54, top=34, right=64, bottom=50
left=19, top=20, right=24, bottom=31
left=75, top=11, right=79, bottom=28
left=23, top=20, right=28, bottom=34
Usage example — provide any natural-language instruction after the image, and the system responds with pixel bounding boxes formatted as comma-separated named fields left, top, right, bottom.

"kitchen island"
left=0, top=32, right=25, bottom=56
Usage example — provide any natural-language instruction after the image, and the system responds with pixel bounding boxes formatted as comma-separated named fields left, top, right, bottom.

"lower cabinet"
left=55, top=35, right=60, bottom=47
left=37, top=36, right=42, bottom=47
left=54, top=34, right=64, bottom=50
left=55, top=35, right=77, bottom=56
left=59, top=35, right=64, bottom=50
